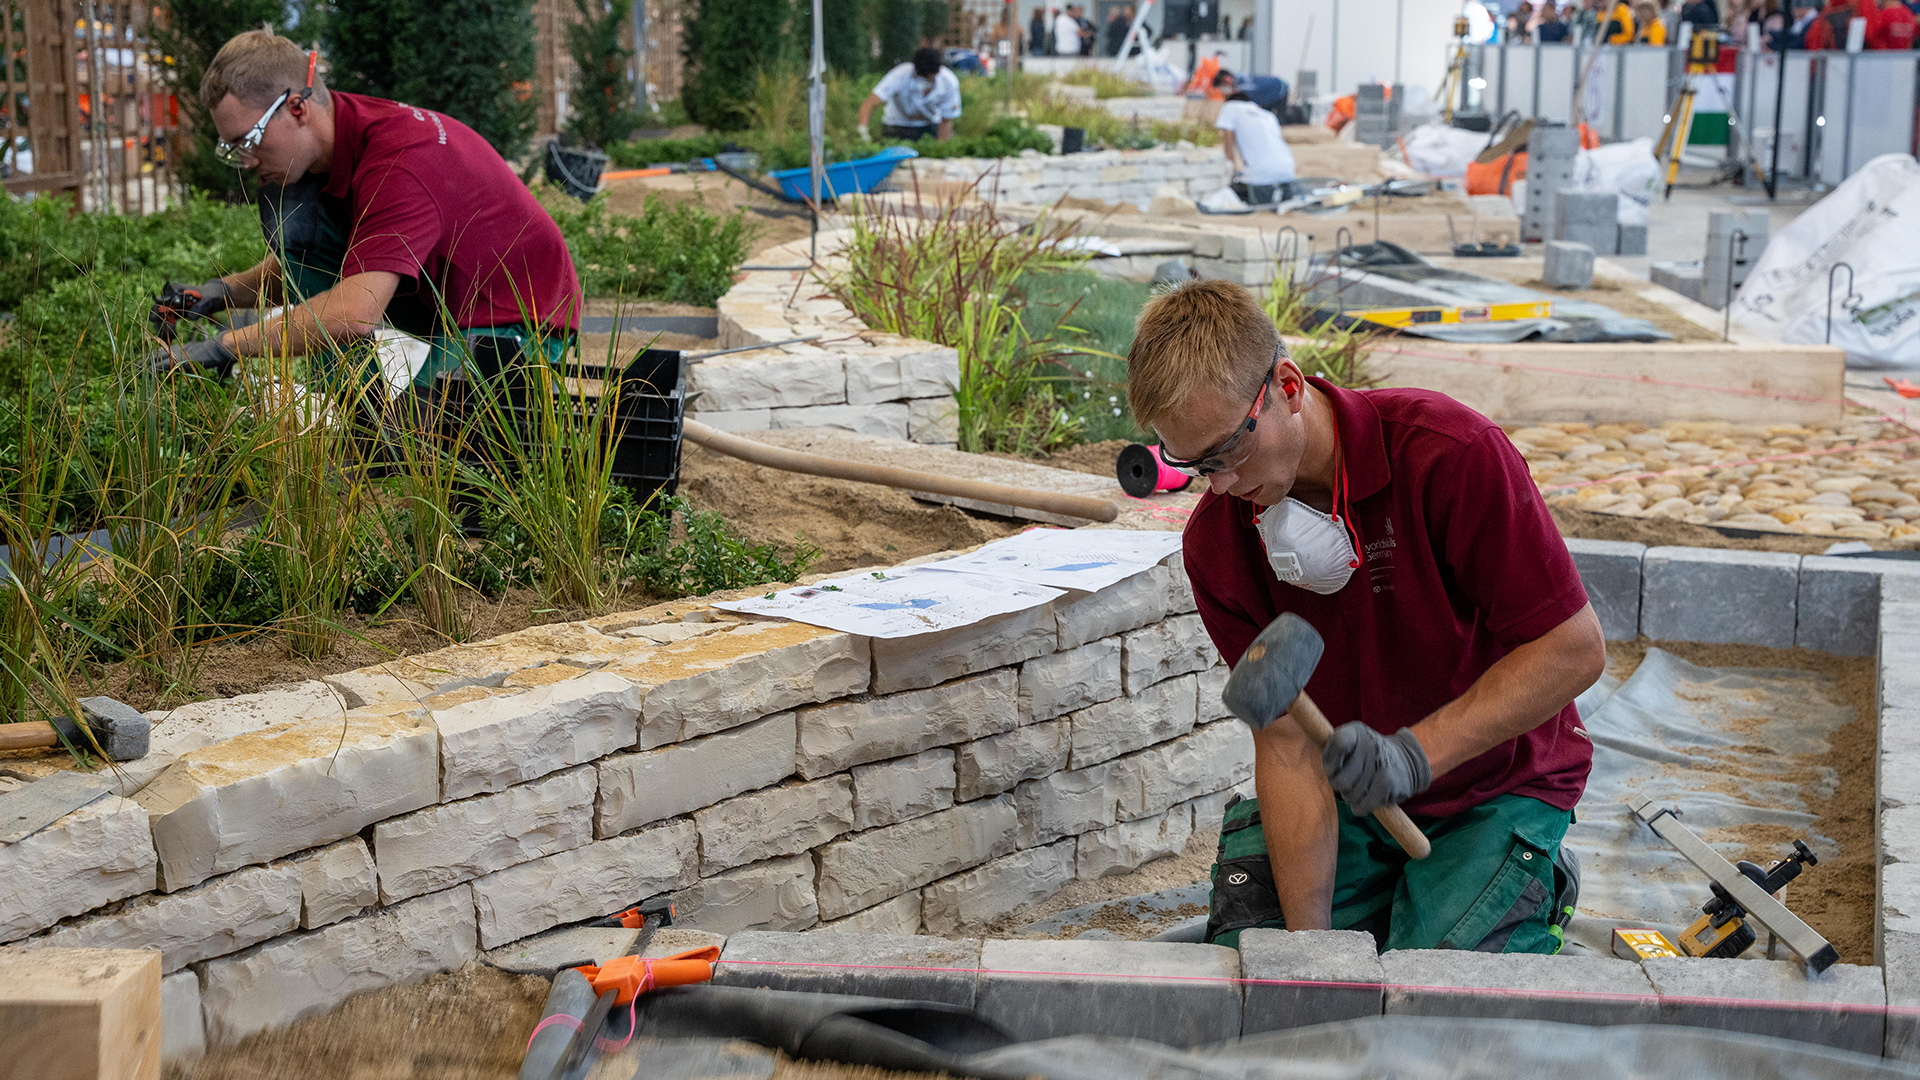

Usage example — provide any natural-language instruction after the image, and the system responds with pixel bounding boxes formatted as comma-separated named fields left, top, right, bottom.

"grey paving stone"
left=975, top=938, right=1241, bottom=1047
left=1641, top=956, right=1884, bottom=1055
left=1886, top=929, right=1920, bottom=1062
left=1640, top=547, right=1800, bottom=647
left=1543, top=240, right=1594, bottom=290
left=1240, top=929, right=1383, bottom=1033
left=713, top=930, right=982, bottom=1007
left=1796, top=556, right=1884, bottom=656
left=1565, top=539, right=1645, bottom=641
left=1617, top=223, right=1648, bottom=255
left=1381, top=950, right=1656, bottom=1026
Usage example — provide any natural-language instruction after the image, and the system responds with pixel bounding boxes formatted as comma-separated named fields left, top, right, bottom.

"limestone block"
left=1054, top=564, right=1174, bottom=651
left=814, top=892, right=924, bottom=935
left=796, top=669, right=1018, bottom=778
left=322, top=669, right=432, bottom=709
left=434, top=672, right=639, bottom=801
left=1640, top=547, right=1800, bottom=647
left=715, top=931, right=980, bottom=1006
left=1068, top=672, right=1200, bottom=769
left=1796, top=555, right=1904, bottom=656
left=685, top=408, right=772, bottom=432
left=127, top=681, right=350, bottom=795
left=470, top=822, right=698, bottom=949
left=1186, top=781, right=1254, bottom=835
left=1880, top=708, right=1920, bottom=814
left=1110, top=722, right=1255, bottom=821
left=374, top=766, right=595, bottom=903
left=814, top=796, right=1018, bottom=920
left=1019, top=637, right=1122, bottom=722
left=596, top=712, right=797, bottom=837
left=1239, top=929, right=1382, bottom=1032
left=198, top=885, right=477, bottom=1045
left=694, top=777, right=854, bottom=874
left=134, top=702, right=437, bottom=894
left=161, top=969, right=204, bottom=1066
left=1014, top=763, right=1121, bottom=847
left=384, top=623, right=621, bottom=693
left=289, top=838, right=377, bottom=928
left=605, top=621, right=869, bottom=749
left=1075, top=805, right=1193, bottom=879
left=1886, top=929, right=1920, bottom=1061
left=770, top=403, right=910, bottom=439
left=851, top=749, right=956, bottom=830
left=844, top=345, right=960, bottom=404
left=687, top=349, right=845, bottom=410
left=0, top=796, right=156, bottom=944
left=674, top=854, right=818, bottom=934
left=975, top=939, right=1241, bottom=1047
left=954, top=719, right=1069, bottom=802
left=1196, top=665, right=1232, bottom=723
left=904, top=397, right=958, bottom=445
left=1564, top=538, right=1645, bottom=641
left=1383, top=950, right=1655, bottom=1026
left=1165, top=558, right=1197, bottom=614
left=921, top=839, right=1075, bottom=935
left=870, top=606, right=1056, bottom=695
left=27, top=863, right=299, bottom=974
left=0, top=947, right=162, bottom=1080
left=1121, top=614, right=1213, bottom=687
left=1642, top=956, right=1883, bottom=1054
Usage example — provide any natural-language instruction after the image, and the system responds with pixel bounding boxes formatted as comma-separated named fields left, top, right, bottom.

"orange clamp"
left=573, top=945, right=718, bottom=1005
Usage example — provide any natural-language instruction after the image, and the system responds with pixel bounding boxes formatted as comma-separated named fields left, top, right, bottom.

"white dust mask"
left=1255, top=498, right=1359, bottom=595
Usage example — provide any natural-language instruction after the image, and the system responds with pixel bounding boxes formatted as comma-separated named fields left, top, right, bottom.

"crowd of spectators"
left=1493, top=0, right=1915, bottom=48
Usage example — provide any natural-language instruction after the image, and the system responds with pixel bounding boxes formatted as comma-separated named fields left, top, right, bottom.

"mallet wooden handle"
left=0, top=721, right=62, bottom=752
left=1288, top=691, right=1433, bottom=860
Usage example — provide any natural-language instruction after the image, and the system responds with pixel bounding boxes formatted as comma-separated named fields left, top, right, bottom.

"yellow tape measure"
left=1351, top=301, right=1553, bottom=328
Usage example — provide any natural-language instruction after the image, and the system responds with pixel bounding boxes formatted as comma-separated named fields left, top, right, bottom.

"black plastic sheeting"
left=1307, top=242, right=1676, bottom=344
left=598, top=985, right=1920, bottom=1080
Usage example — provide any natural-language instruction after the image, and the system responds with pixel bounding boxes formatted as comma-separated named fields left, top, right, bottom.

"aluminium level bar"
left=1629, top=796, right=1838, bottom=974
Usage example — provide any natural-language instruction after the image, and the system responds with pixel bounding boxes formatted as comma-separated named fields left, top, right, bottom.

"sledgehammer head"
left=1221, top=613, right=1325, bottom=732
left=50, top=697, right=151, bottom=761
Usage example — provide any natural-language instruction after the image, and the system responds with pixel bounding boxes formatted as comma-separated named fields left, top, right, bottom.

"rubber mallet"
left=0, top=697, right=151, bottom=760
left=1222, top=612, right=1432, bottom=859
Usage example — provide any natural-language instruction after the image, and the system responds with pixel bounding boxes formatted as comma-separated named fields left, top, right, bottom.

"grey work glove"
left=1322, top=723, right=1431, bottom=814
left=147, top=334, right=237, bottom=378
left=149, top=279, right=234, bottom=340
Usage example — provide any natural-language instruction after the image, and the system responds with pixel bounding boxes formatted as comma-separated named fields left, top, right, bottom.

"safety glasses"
left=214, top=51, right=317, bottom=168
left=1156, top=345, right=1280, bottom=477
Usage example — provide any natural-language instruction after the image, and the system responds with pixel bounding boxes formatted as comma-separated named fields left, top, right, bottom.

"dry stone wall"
left=0, top=543, right=1250, bottom=1049
left=887, top=148, right=1233, bottom=212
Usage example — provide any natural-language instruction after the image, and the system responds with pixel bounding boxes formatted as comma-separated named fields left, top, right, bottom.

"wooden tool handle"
left=1289, top=692, right=1432, bottom=860
left=0, top=721, right=59, bottom=752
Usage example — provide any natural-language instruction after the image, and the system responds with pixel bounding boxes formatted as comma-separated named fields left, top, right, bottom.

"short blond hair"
left=200, top=30, right=329, bottom=113
left=1126, top=278, right=1281, bottom=433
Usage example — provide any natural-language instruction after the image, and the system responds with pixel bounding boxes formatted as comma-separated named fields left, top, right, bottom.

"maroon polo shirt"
left=321, top=92, right=581, bottom=331
left=1183, top=378, right=1593, bottom=818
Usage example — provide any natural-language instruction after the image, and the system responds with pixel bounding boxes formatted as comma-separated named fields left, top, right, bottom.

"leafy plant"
left=566, top=0, right=646, bottom=147
left=538, top=186, right=756, bottom=304
left=1058, top=69, right=1153, bottom=98
left=828, top=180, right=1095, bottom=454
left=625, top=495, right=818, bottom=596
left=151, top=0, right=302, bottom=199
left=681, top=0, right=796, bottom=130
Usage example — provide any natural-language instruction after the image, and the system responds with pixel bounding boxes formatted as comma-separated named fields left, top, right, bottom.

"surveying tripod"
left=1434, top=16, right=1474, bottom=125
left=1655, top=30, right=1765, bottom=197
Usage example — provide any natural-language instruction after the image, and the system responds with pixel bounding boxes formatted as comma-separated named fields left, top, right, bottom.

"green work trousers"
left=1206, top=792, right=1574, bottom=954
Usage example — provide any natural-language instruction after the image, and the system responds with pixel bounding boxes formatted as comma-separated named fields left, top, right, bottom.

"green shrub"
left=605, top=134, right=730, bottom=168
left=1059, top=69, right=1153, bottom=98
left=152, top=0, right=302, bottom=199
left=538, top=187, right=756, bottom=304
left=681, top=0, right=796, bottom=130
left=566, top=0, right=646, bottom=147
left=624, top=495, right=818, bottom=596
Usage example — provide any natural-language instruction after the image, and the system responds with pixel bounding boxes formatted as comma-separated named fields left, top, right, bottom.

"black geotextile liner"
left=615, top=986, right=1920, bottom=1080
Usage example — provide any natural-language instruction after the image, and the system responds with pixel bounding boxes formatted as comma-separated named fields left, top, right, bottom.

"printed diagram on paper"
left=713, top=568, right=1064, bottom=638
left=915, top=528, right=1184, bottom=591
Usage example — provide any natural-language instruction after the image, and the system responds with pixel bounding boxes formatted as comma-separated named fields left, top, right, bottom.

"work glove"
left=148, top=279, right=233, bottom=341
left=147, top=334, right=238, bottom=378
left=1322, top=723, right=1431, bottom=814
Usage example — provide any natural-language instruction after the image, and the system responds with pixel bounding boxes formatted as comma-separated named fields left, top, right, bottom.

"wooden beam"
left=1344, top=338, right=1848, bottom=426
left=0, top=948, right=162, bottom=1080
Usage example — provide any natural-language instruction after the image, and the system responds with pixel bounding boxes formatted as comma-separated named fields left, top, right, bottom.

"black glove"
left=149, top=279, right=233, bottom=340
left=1322, top=723, right=1432, bottom=814
left=147, top=335, right=238, bottom=377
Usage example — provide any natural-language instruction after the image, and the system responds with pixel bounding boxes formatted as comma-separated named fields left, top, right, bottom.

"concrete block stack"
left=1551, top=191, right=1619, bottom=257
left=1521, top=125, right=1581, bottom=243
left=1701, top=209, right=1769, bottom=310
left=1353, top=85, right=1392, bottom=149
left=0, top=546, right=1257, bottom=1057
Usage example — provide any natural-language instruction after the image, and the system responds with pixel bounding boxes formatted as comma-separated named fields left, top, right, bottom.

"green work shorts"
left=1206, top=792, right=1575, bottom=954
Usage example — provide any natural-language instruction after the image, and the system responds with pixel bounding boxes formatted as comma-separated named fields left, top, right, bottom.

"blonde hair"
left=1126, top=278, right=1281, bottom=433
left=200, top=29, right=329, bottom=113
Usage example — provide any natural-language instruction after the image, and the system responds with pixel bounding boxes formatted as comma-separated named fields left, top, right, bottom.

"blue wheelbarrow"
left=768, top=145, right=920, bottom=203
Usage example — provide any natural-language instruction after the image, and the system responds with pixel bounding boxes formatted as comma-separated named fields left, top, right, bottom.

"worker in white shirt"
left=1053, top=6, right=1083, bottom=55
left=858, top=48, right=963, bottom=141
left=1213, top=69, right=1297, bottom=205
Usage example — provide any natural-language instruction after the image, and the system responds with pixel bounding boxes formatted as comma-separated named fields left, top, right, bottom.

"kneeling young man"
left=1130, top=280, right=1604, bottom=953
